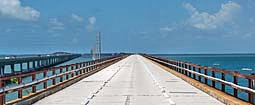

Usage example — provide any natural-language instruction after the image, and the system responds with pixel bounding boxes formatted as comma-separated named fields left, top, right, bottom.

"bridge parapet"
left=143, top=54, right=255, bottom=105
left=0, top=54, right=127, bottom=105
left=0, top=54, right=81, bottom=76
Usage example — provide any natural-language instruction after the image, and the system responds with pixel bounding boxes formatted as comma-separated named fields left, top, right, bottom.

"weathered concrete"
left=33, top=55, right=224, bottom=105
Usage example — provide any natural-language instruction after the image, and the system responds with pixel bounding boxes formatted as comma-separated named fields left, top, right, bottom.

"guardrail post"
left=18, top=76, right=22, bottom=98
left=174, top=61, right=177, bottom=71
left=221, top=72, right=225, bottom=92
left=89, top=62, right=92, bottom=72
left=188, top=64, right=192, bottom=77
left=233, top=72, right=238, bottom=97
left=82, top=63, right=86, bottom=73
left=66, top=66, right=69, bottom=80
left=83, top=62, right=85, bottom=67
left=0, top=79, right=5, bottom=105
left=59, top=67, right=63, bottom=82
left=93, top=61, right=95, bottom=70
left=178, top=62, right=181, bottom=73
left=204, top=68, right=208, bottom=84
left=43, top=69, right=47, bottom=89
left=86, top=62, right=89, bottom=72
left=32, top=74, right=36, bottom=93
left=76, top=64, right=79, bottom=75
left=185, top=64, right=188, bottom=76
left=212, top=70, right=216, bottom=88
left=192, top=66, right=196, bottom=79
left=71, top=65, right=74, bottom=71
left=176, top=61, right=179, bottom=71
left=52, top=68, right=56, bottom=85
left=71, top=66, right=74, bottom=77
left=181, top=63, right=184, bottom=74
left=80, top=63, right=82, bottom=68
left=76, top=64, right=78, bottom=69
left=248, top=73, right=255, bottom=104
left=198, top=66, right=201, bottom=82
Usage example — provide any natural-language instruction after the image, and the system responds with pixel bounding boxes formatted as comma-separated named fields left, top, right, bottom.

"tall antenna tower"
left=91, top=32, right=101, bottom=60
left=98, top=32, right=101, bottom=59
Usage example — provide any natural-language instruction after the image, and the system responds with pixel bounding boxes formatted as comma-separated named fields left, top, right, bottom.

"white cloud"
left=183, top=1, right=241, bottom=30
left=71, top=13, right=83, bottom=22
left=160, top=26, right=174, bottom=32
left=139, top=31, right=147, bottom=34
left=88, top=16, right=96, bottom=24
left=49, top=18, right=64, bottom=30
left=0, top=0, right=40, bottom=21
left=86, top=16, right=96, bottom=32
left=159, top=26, right=176, bottom=38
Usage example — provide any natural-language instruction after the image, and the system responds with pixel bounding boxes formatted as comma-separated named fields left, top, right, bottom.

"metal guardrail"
left=0, top=55, right=127, bottom=105
left=143, top=54, right=255, bottom=104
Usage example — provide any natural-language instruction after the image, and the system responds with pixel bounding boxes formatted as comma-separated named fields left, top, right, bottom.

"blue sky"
left=0, top=0, right=255, bottom=54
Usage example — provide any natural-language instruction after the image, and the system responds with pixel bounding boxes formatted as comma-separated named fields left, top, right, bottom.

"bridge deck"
left=33, top=55, right=223, bottom=105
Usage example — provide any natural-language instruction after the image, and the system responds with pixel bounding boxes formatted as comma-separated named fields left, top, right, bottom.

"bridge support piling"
left=10, top=64, right=15, bottom=74
left=33, top=61, right=36, bottom=69
left=0, top=65, right=4, bottom=76
left=20, top=63, right=23, bottom=72
left=27, top=62, right=30, bottom=71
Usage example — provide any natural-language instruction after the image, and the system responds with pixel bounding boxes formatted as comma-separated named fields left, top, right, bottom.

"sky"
left=0, top=0, right=255, bottom=54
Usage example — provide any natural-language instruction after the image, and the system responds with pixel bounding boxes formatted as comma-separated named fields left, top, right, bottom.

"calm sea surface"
left=153, top=54, right=255, bottom=74
left=153, top=54, right=255, bottom=101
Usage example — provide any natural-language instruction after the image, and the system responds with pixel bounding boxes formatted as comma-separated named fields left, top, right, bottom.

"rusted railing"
left=0, top=55, right=127, bottom=105
left=143, top=55, right=255, bottom=104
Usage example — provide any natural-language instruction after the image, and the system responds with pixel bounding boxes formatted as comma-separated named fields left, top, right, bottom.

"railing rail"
left=143, top=54, right=255, bottom=104
left=0, top=55, right=127, bottom=105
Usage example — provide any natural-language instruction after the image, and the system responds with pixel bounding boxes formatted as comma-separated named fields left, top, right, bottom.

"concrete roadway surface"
left=34, top=55, right=224, bottom=105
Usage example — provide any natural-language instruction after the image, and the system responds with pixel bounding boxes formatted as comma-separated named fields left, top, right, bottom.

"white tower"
left=91, top=32, right=101, bottom=60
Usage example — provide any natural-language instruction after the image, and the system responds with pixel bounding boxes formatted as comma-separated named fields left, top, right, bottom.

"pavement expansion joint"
left=81, top=58, right=132, bottom=105
left=82, top=81, right=105, bottom=82
left=169, top=91, right=197, bottom=94
left=138, top=56, right=176, bottom=105
left=124, top=95, right=131, bottom=105
left=165, top=80, right=178, bottom=82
